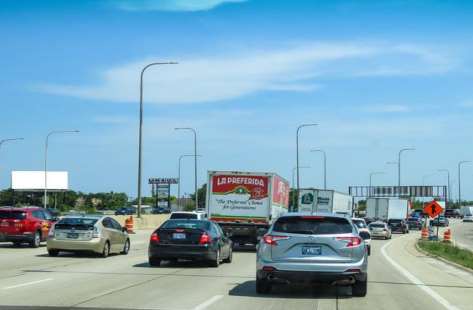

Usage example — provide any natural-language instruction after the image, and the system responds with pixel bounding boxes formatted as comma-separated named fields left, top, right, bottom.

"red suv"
left=0, top=207, right=56, bottom=247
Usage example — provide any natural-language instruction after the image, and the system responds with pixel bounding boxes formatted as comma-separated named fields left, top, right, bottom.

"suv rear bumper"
left=0, top=232, right=34, bottom=242
left=257, top=269, right=367, bottom=284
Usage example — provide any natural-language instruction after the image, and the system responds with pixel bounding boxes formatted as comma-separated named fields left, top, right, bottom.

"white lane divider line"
left=381, top=240, right=459, bottom=310
left=193, top=295, right=223, bottom=310
left=2, top=278, right=53, bottom=290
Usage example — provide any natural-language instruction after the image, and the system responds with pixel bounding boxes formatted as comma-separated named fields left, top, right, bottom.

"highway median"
left=417, top=240, right=473, bottom=271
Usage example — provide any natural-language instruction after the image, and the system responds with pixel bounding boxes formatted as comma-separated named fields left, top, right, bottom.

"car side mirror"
left=359, top=231, right=370, bottom=240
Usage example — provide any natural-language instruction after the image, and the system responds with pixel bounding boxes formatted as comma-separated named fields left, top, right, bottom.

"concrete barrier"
left=111, top=214, right=170, bottom=230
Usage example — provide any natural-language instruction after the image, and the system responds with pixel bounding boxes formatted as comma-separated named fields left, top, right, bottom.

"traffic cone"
left=126, top=216, right=135, bottom=234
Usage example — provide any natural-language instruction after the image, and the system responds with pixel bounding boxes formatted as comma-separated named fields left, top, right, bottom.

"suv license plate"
left=302, top=246, right=321, bottom=255
left=67, top=233, right=79, bottom=239
left=172, top=233, right=186, bottom=239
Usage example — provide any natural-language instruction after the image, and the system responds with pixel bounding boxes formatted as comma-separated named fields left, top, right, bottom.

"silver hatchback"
left=256, top=213, right=368, bottom=296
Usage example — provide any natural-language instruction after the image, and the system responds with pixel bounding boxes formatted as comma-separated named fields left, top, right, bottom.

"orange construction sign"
left=423, top=200, right=444, bottom=219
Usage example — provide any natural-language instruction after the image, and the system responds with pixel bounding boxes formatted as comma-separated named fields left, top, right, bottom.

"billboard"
left=11, top=171, right=69, bottom=191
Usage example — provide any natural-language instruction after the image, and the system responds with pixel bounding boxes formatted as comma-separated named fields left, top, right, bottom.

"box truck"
left=206, top=171, right=290, bottom=246
left=298, top=189, right=353, bottom=215
left=366, top=198, right=409, bottom=220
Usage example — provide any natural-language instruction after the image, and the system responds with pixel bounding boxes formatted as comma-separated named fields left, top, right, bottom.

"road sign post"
left=423, top=200, right=444, bottom=240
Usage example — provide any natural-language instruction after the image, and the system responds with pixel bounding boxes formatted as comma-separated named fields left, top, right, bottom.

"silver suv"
left=256, top=213, right=368, bottom=296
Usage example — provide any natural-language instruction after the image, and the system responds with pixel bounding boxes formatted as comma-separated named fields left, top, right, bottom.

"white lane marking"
left=2, top=278, right=53, bottom=290
left=381, top=240, right=459, bottom=310
left=193, top=295, right=223, bottom=310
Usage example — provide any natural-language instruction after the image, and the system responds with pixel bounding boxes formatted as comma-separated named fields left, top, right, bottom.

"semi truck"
left=298, top=189, right=353, bottom=215
left=206, top=171, right=290, bottom=246
left=366, top=198, right=409, bottom=221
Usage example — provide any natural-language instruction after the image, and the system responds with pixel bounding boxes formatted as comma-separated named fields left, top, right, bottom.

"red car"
left=0, top=207, right=56, bottom=247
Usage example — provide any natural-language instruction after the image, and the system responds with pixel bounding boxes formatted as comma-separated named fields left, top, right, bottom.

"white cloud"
left=113, top=0, right=247, bottom=12
left=36, top=42, right=456, bottom=105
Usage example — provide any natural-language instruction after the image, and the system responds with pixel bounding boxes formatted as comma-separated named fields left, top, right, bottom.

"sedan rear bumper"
left=149, top=244, right=216, bottom=261
left=0, top=232, right=34, bottom=242
left=47, top=238, right=104, bottom=253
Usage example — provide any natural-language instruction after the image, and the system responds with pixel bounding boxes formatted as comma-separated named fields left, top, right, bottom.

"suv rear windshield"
left=272, top=216, right=352, bottom=235
left=162, top=220, right=209, bottom=230
left=352, top=219, right=367, bottom=229
left=388, top=219, right=402, bottom=224
left=0, top=210, right=26, bottom=219
left=55, top=217, right=98, bottom=230
left=170, top=213, right=198, bottom=219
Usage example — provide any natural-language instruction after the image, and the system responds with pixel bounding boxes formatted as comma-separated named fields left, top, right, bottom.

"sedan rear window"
left=272, top=216, right=352, bottom=235
left=352, top=219, right=367, bottom=229
left=369, top=223, right=386, bottom=228
left=0, top=210, right=26, bottom=219
left=162, top=220, right=210, bottom=230
left=55, top=217, right=98, bottom=230
left=170, top=213, right=198, bottom=219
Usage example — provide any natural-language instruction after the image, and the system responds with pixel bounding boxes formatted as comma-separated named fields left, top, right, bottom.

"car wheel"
left=352, top=278, right=367, bottom=297
left=121, top=239, right=130, bottom=255
left=256, top=277, right=271, bottom=294
left=101, top=241, right=110, bottom=258
left=223, top=247, right=233, bottom=263
left=149, top=257, right=161, bottom=267
left=48, top=249, right=59, bottom=257
left=30, top=231, right=41, bottom=248
left=209, top=249, right=220, bottom=267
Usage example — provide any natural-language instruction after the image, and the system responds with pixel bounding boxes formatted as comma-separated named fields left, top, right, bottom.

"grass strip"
left=418, top=240, right=473, bottom=270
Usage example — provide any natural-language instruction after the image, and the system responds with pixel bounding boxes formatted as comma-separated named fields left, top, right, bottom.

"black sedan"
left=148, top=219, right=232, bottom=267
left=387, top=219, right=409, bottom=234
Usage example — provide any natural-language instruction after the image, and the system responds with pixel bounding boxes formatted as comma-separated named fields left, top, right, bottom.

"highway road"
left=0, top=230, right=472, bottom=310
left=450, top=218, right=473, bottom=251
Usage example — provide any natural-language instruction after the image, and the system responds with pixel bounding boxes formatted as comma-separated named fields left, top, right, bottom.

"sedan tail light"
left=336, top=236, right=362, bottom=247
left=263, top=235, right=290, bottom=246
left=48, top=224, right=55, bottom=237
left=93, top=226, right=101, bottom=238
left=199, top=233, right=211, bottom=245
left=150, top=232, right=160, bottom=243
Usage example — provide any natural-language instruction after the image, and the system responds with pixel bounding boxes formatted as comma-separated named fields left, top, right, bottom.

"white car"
left=169, top=211, right=207, bottom=220
left=463, top=215, right=473, bottom=222
left=352, top=218, right=371, bottom=255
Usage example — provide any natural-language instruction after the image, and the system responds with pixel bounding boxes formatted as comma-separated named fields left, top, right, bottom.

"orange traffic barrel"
left=443, top=229, right=451, bottom=243
left=421, top=227, right=429, bottom=240
left=125, top=216, right=135, bottom=234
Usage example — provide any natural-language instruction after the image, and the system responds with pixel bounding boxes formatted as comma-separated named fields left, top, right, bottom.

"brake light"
left=199, top=233, right=211, bottom=245
left=263, top=235, right=290, bottom=246
left=92, top=226, right=101, bottom=238
left=336, top=236, right=362, bottom=247
left=150, top=232, right=160, bottom=243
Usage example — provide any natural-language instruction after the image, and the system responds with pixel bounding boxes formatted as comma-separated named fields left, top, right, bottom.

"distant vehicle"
left=352, top=218, right=371, bottom=255
left=407, top=217, right=423, bottom=230
left=152, top=207, right=170, bottom=214
left=0, top=207, right=55, bottom=247
left=410, top=209, right=425, bottom=218
left=148, top=219, right=232, bottom=267
left=368, top=221, right=392, bottom=239
left=206, top=171, right=290, bottom=246
left=366, top=198, right=409, bottom=221
left=461, top=206, right=473, bottom=222
left=256, top=213, right=368, bottom=296
left=298, top=189, right=353, bottom=215
left=387, top=218, right=409, bottom=234
left=169, top=211, right=207, bottom=220
left=114, top=207, right=135, bottom=215
left=444, top=208, right=461, bottom=218
left=463, top=214, right=473, bottom=222
left=46, top=208, right=61, bottom=218
left=47, top=216, right=130, bottom=257
left=431, top=215, right=449, bottom=227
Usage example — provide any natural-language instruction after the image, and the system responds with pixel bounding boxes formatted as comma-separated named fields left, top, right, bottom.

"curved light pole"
left=0, top=138, right=24, bottom=151
left=438, top=169, right=451, bottom=204
left=398, top=147, right=415, bottom=196
left=291, top=166, right=310, bottom=212
left=175, top=127, right=198, bottom=210
left=296, top=124, right=317, bottom=194
left=310, top=148, right=326, bottom=190
left=44, top=130, right=79, bottom=209
left=369, top=171, right=385, bottom=197
left=137, top=61, right=177, bottom=218
left=458, top=161, right=471, bottom=207
left=178, top=154, right=202, bottom=209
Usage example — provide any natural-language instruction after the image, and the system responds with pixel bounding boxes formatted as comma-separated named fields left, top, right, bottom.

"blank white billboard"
left=11, top=171, right=69, bottom=191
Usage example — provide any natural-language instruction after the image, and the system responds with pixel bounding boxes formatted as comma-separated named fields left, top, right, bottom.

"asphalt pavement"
left=0, top=229, right=472, bottom=310
left=450, top=218, right=473, bottom=251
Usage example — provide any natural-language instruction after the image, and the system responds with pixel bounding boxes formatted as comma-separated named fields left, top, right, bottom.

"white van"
left=169, top=211, right=207, bottom=220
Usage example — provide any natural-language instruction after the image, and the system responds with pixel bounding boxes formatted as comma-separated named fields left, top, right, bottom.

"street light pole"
left=0, top=138, right=24, bottom=151
left=310, top=149, right=326, bottom=189
left=178, top=154, right=202, bottom=209
left=137, top=61, right=177, bottom=218
left=296, top=123, right=318, bottom=196
left=438, top=169, right=451, bottom=205
left=369, top=171, right=385, bottom=197
left=44, top=130, right=79, bottom=209
left=458, top=161, right=471, bottom=207
left=175, top=127, right=198, bottom=210
left=398, top=147, right=415, bottom=195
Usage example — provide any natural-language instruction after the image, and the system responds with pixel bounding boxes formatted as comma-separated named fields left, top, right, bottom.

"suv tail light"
left=199, top=233, right=211, bottom=245
left=150, top=232, right=160, bottom=243
left=263, top=235, right=290, bottom=246
left=336, top=236, right=362, bottom=247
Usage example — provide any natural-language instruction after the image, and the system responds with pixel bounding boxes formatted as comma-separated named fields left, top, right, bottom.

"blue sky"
left=1, top=0, right=473, bottom=200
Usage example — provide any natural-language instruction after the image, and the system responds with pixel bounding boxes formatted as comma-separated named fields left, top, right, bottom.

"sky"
left=1, top=0, right=473, bottom=200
